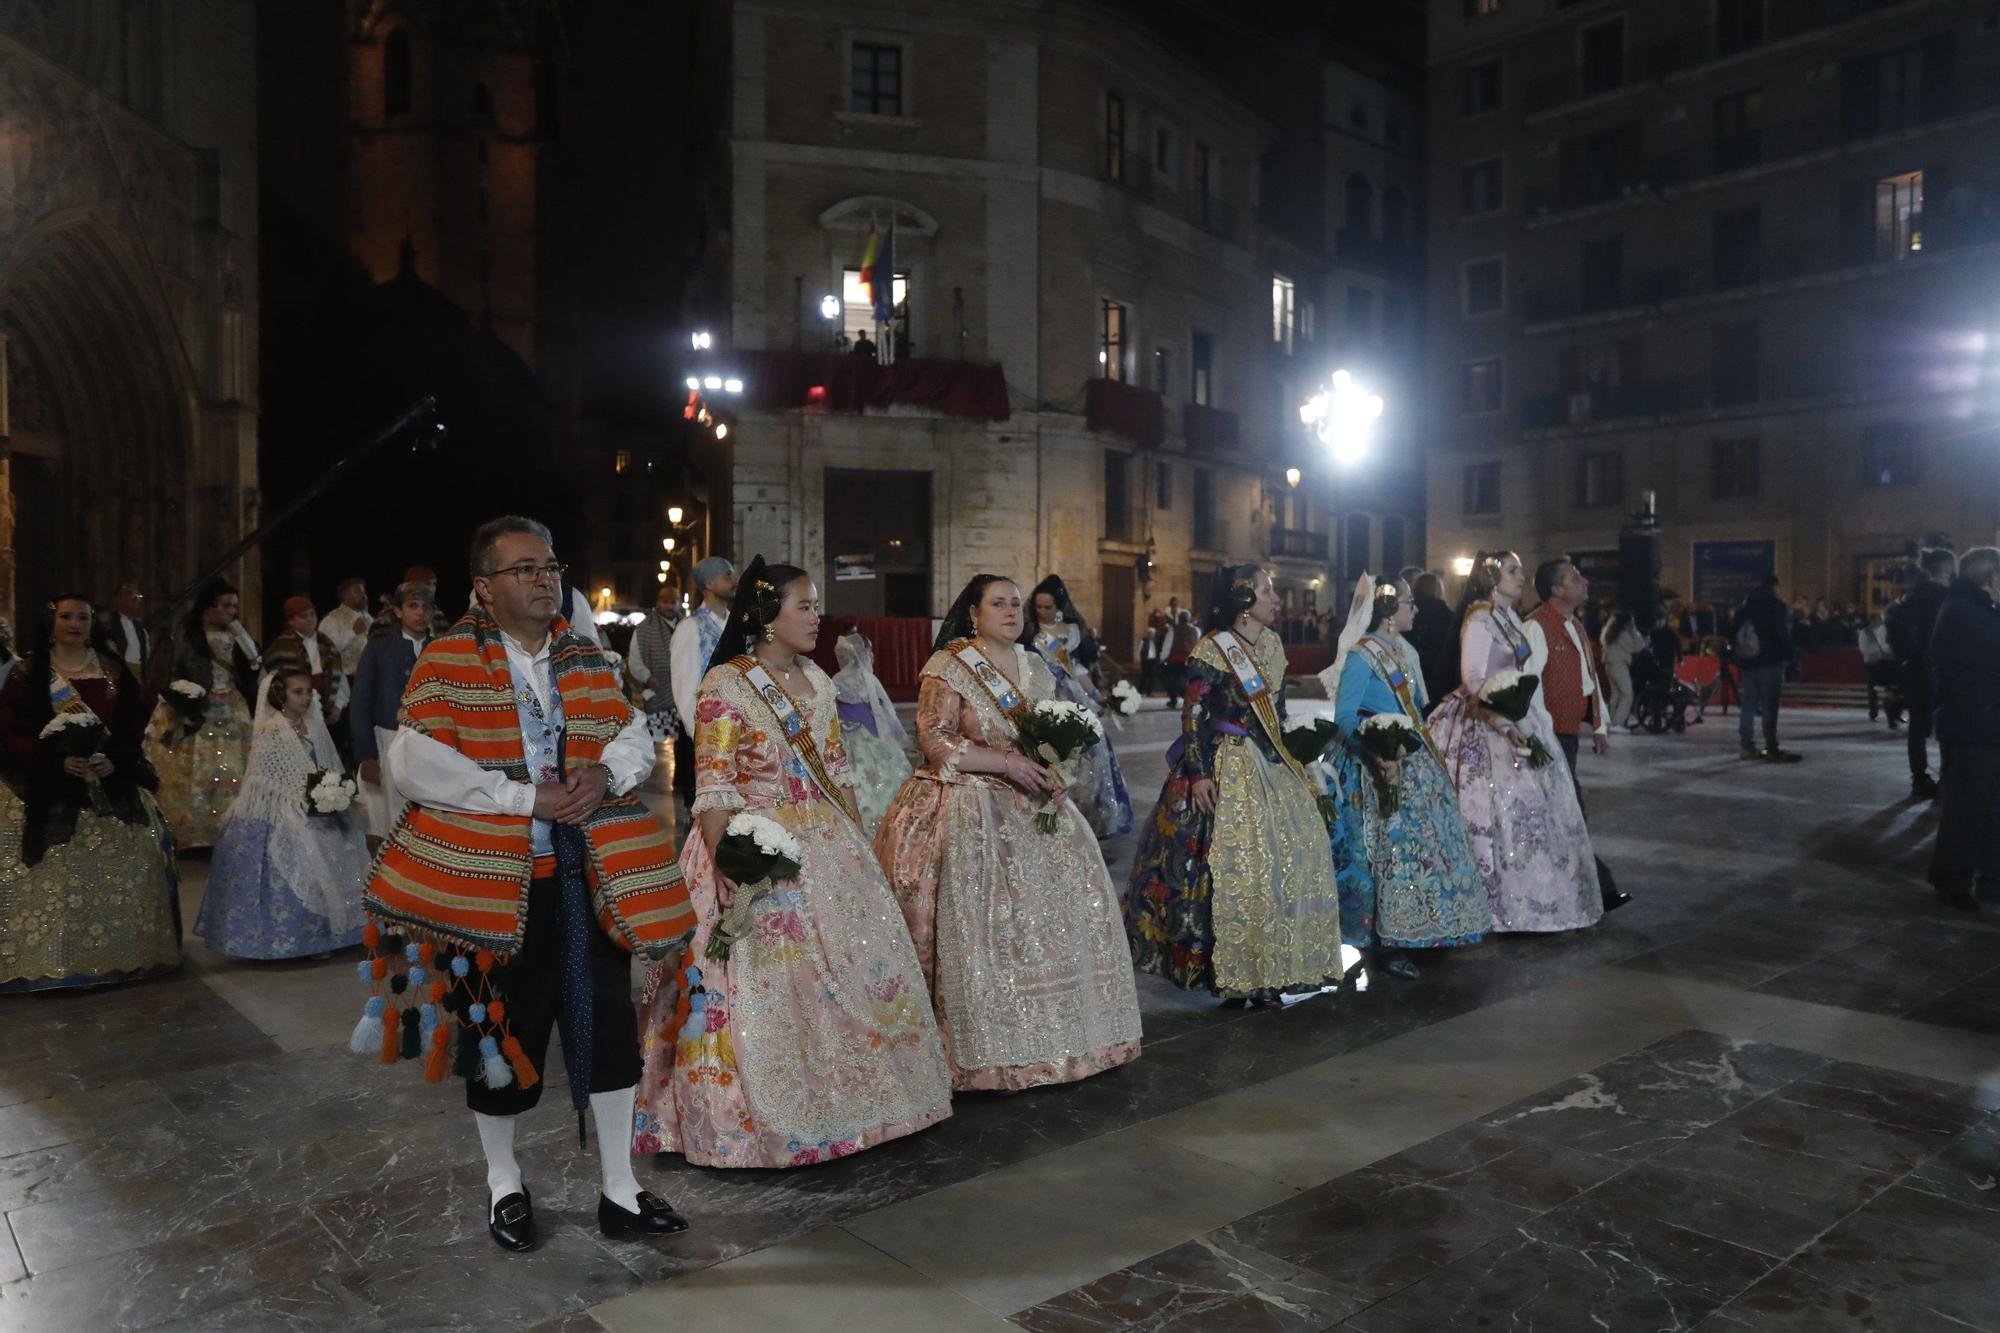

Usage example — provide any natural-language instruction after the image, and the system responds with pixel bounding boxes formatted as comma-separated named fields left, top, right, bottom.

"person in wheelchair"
left=1626, top=630, right=1702, bottom=733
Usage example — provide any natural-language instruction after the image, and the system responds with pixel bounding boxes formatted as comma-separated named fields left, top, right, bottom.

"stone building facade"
left=0, top=1, right=259, bottom=625
left=685, top=0, right=1390, bottom=659
left=1425, top=0, right=2000, bottom=612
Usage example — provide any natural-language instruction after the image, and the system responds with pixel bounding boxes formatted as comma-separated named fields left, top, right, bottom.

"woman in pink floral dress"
left=874, top=575, right=1142, bottom=1092
left=1425, top=551, right=1602, bottom=933
left=632, top=559, right=951, bottom=1168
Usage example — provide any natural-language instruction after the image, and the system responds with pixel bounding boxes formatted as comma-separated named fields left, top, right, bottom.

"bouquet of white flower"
left=1013, top=699, right=1105, bottom=832
left=305, top=769, right=359, bottom=816
left=40, top=713, right=112, bottom=813
left=1109, top=679, right=1142, bottom=717
left=1282, top=716, right=1341, bottom=766
left=1478, top=670, right=1554, bottom=769
left=162, top=678, right=209, bottom=741
left=707, top=812, right=804, bottom=961
left=1355, top=713, right=1424, bottom=815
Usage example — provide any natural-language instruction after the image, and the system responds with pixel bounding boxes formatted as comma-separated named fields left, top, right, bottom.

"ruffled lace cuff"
left=690, top=788, right=747, bottom=817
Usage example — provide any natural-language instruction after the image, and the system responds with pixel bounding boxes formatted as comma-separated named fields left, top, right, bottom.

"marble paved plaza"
left=3, top=707, right=1999, bottom=1330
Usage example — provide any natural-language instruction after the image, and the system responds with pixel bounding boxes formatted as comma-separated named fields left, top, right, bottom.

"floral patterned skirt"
left=144, top=694, right=252, bottom=850
left=874, top=771, right=1142, bottom=1092
left=0, top=791, right=180, bottom=992
left=1329, top=744, right=1492, bottom=950
left=197, top=814, right=368, bottom=960
left=1426, top=691, right=1602, bottom=933
left=839, top=720, right=913, bottom=836
left=633, top=806, right=952, bottom=1168
left=1127, top=733, right=1345, bottom=997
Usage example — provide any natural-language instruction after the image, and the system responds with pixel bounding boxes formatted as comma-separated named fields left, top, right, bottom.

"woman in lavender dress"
left=1021, top=576, right=1133, bottom=838
left=196, top=668, right=368, bottom=959
left=1425, top=551, right=1601, bottom=933
left=830, top=631, right=913, bottom=833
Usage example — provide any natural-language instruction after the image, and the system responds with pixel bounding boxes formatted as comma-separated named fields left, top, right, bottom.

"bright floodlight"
left=1452, top=556, right=1475, bottom=577
left=819, top=294, right=840, bottom=320
left=1285, top=467, right=1301, bottom=487
left=723, top=378, right=743, bottom=394
left=703, top=375, right=721, bottom=390
left=715, top=422, right=730, bottom=439
left=667, top=505, right=684, bottom=524
left=684, top=376, right=700, bottom=391
left=1299, top=370, right=1385, bottom=466
left=691, top=331, right=713, bottom=350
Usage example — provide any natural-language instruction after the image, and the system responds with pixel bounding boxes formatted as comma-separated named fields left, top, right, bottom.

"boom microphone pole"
left=146, top=395, right=445, bottom=639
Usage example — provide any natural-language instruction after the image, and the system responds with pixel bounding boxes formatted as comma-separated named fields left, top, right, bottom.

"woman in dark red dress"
left=0, top=594, right=180, bottom=992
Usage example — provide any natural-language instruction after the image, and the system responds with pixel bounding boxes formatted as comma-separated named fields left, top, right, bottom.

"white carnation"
left=1358, top=713, right=1418, bottom=737
left=168, top=680, right=207, bottom=699
left=1109, top=680, right=1142, bottom=716
left=725, top=811, right=801, bottom=864
left=1479, top=669, right=1526, bottom=700
left=38, top=714, right=97, bottom=740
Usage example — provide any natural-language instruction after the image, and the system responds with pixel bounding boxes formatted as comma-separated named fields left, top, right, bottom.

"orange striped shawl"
left=363, top=608, right=693, bottom=957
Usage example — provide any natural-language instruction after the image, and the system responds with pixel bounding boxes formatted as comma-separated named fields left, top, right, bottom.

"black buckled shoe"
left=599, top=1190, right=690, bottom=1239
left=489, top=1190, right=538, bottom=1253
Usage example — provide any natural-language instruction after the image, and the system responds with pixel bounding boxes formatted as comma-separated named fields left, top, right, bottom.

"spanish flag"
left=859, top=221, right=895, bottom=323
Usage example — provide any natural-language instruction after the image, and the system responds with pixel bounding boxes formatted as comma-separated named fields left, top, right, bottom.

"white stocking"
left=591, top=1085, right=643, bottom=1210
left=474, top=1111, right=522, bottom=1219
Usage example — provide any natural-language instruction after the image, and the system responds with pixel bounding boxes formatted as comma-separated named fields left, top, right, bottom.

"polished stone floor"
left=2, top=707, right=1998, bottom=1331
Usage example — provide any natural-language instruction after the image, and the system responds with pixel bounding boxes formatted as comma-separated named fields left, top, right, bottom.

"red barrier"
left=1284, top=644, right=1333, bottom=677
left=810, top=616, right=934, bottom=701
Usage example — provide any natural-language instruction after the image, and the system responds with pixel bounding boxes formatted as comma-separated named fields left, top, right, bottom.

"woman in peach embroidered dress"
left=631, top=559, right=951, bottom=1168
left=874, top=574, right=1142, bottom=1092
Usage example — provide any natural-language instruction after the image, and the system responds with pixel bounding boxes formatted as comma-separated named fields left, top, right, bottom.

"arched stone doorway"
left=0, top=212, right=197, bottom=625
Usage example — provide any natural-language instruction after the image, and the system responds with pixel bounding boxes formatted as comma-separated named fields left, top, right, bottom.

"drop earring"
left=762, top=626, right=776, bottom=643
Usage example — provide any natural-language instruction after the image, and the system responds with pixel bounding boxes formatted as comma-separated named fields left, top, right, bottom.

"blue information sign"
left=1691, top=540, right=1775, bottom=606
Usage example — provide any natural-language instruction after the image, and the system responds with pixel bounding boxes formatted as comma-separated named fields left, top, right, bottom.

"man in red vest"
left=1528, top=559, right=1632, bottom=912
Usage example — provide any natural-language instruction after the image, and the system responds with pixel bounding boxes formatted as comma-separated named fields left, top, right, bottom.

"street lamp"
left=691, top=330, right=713, bottom=351
left=819, top=294, right=840, bottom=320
left=667, top=505, right=684, bottom=525
left=1299, top=369, right=1385, bottom=466
left=1284, top=467, right=1301, bottom=488
left=1452, top=556, right=1475, bottom=577
left=663, top=536, right=676, bottom=552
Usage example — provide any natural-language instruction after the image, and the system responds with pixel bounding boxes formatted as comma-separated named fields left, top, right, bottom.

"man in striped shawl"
left=365, top=515, right=695, bottom=1254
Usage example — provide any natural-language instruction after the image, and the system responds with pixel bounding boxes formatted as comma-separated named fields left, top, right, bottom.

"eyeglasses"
left=484, top=562, right=568, bottom=585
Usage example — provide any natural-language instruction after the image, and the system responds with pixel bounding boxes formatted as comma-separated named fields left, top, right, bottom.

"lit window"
left=1271, top=274, right=1296, bottom=352
left=841, top=266, right=909, bottom=347
left=614, top=450, right=631, bottom=475
left=1191, top=330, right=1213, bottom=405
left=1875, top=170, right=1923, bottom=259
left=1100, top=300, right=1129, bottom=382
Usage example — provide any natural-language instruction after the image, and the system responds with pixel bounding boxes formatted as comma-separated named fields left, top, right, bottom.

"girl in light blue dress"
left=1325, top=578, right=1490, bottom=979
left=197, top=668, right=368, bottom=959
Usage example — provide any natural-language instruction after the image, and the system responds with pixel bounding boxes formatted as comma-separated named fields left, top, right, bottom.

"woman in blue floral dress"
left=1324, top=578, right=1490, bottom=980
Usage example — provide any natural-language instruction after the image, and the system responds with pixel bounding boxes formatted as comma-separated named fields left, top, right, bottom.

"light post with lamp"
left=1298, top=369, right=1386, bottom=599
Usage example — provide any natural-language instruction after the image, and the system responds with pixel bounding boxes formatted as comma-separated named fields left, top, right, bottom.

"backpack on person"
left=1733, top=616, right=1760, bottom=662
